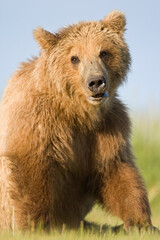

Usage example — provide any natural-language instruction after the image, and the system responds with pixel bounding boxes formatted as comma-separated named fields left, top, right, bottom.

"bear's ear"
left=33, top=27, right=57, bottom=50
left=102, top=10, right=126, bottom=34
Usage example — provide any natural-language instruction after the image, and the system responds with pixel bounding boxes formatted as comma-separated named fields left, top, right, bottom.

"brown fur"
left=0, top=11, right=152, bottom=231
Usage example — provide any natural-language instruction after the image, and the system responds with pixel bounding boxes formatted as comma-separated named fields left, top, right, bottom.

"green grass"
left=1, top=230, right=160, bottom=240
left=0, top=115, right=160, bottom=239
left=132, top=115, right=160, bottom=222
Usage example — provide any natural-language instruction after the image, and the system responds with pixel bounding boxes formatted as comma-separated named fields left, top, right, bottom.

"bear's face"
left=34, top=11, right=130, bottom=106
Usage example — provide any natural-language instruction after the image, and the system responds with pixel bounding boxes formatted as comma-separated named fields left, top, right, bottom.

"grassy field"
left=131, top=115, right=160, bottom=230
left=0, top=114, right=160, bottom=239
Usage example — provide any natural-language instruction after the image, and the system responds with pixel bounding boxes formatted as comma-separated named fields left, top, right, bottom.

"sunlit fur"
left=0, top=11, right=152, bottom=231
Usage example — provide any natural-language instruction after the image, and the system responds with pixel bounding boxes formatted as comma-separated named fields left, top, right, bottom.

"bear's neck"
left=50, top=92, right=113, bottom=132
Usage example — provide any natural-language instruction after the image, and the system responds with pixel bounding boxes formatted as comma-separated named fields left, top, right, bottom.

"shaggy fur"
left=0, top=10, right=152, bottom=231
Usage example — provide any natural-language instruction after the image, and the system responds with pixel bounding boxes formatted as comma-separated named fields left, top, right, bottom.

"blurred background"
left=1, top=0, right=160, bottom=230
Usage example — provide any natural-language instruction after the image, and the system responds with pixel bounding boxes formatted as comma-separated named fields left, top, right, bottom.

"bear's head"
left=34, top=10, right=130, bottom=106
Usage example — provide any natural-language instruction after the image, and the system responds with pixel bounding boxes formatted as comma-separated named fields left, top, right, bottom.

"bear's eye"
left=99, top=50, right=110, bottom=59
left=71, top=56, right=80, bottom=64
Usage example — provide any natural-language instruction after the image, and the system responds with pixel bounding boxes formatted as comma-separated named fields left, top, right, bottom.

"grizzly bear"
left=0, top=10, right=153, bottom=232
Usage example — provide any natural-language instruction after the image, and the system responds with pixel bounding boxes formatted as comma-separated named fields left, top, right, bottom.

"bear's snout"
left=87, top=75, right=107, bottom=93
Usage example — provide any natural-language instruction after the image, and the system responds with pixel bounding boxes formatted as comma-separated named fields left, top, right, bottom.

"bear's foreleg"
left=98, top=155, right=152, bottom=231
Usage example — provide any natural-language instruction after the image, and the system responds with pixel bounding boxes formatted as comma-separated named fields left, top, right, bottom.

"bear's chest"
left=51, top=128, right=95, bottom=174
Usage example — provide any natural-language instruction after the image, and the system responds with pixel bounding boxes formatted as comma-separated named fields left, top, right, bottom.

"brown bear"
left=0, top=10, right=153, bottom=232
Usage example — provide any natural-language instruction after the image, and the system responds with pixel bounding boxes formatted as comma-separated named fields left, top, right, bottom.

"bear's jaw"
left=88, top=91, right=108, bottom=105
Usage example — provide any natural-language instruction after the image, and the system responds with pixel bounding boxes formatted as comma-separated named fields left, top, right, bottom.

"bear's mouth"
left=88, top=92, right=108, bottom=102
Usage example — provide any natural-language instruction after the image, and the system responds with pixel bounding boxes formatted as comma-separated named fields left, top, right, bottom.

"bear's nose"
left=87, top=75, right=107, bottom=93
